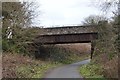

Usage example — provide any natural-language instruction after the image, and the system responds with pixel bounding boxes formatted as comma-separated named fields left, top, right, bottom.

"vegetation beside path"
left=79, top=15, right=118, bottom=79
left=3, top=44, right=90, bottom=78
left=79, top=63, right=105, bottom=79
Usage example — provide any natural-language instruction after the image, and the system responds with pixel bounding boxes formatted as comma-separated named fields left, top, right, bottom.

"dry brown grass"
left=93, top=53, right=109, bottom=64
left=2, top=53, right=43, bottom=78
left=92, top=53, right=118, bottom=78
left=56, top=43, right=91, bottom=54
left=102, top=55, right=118, bottom=78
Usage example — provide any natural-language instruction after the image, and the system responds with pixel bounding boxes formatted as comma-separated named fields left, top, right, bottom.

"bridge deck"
left=35, top=32, right=98, bottom=44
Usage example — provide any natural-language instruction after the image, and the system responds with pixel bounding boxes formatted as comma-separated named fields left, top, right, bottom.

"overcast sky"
left=28, top=0, right=114, bottom=27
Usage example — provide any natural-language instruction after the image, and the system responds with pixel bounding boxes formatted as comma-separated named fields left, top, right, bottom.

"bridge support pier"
left=90, top=42, right=95, bottom=59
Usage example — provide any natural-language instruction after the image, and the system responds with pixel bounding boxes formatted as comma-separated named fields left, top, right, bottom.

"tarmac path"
left=44, top=59, right=90, bottom=78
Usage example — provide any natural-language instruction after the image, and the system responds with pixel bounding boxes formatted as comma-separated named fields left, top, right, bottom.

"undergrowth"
left=16, top=62, right=61, bottom=78
left=79, top=63, right=105, bottom=79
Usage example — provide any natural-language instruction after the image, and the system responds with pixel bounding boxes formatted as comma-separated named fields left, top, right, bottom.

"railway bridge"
left=34, top=25, right=98, bottom=59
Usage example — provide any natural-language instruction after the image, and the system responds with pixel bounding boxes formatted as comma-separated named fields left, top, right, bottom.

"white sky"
left=24, top=0, right=114, bottom=27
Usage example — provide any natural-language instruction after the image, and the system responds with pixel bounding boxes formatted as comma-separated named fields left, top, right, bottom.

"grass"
left=79, top=63, right=107, bottom=79
left=16, top=62, right=62, bottom=78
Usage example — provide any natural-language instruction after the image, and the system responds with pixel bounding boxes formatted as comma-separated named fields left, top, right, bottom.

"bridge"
left=34, top=25, right=98, bottom=59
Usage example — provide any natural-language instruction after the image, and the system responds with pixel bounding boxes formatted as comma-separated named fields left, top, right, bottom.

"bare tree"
left=82, top=15, right=108, bottom=26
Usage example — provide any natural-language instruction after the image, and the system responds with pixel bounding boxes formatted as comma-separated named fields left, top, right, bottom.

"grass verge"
left=79, top=63, right=107, bottom=80
left=16, top=62, right=62, bottom=78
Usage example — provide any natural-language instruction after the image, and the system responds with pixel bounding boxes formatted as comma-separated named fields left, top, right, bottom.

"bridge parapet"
left=39, top=25, right=97, bottom=35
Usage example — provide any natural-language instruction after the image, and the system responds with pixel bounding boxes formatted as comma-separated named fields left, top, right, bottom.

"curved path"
left=44, top=59, right=90, bottom=78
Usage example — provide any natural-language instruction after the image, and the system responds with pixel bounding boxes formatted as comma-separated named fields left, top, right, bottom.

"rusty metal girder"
left=35, top=32, right=98, bottom=44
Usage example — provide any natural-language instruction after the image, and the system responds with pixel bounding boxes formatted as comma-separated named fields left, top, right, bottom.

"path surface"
left=44, top=59, right=90, bottom=78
